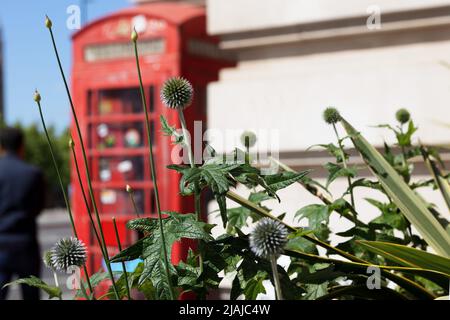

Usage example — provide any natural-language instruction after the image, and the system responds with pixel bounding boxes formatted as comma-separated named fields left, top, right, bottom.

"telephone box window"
left=98, top=156, right=145, bottom=182
left=90, top=122, right=144, bottom=150
left=97, top=88, right=142, bottom=115
left=84, top=39, right=166, bottom=63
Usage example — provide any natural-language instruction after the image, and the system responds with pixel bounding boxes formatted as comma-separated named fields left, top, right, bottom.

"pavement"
left=5, top=209, right=74, bottom=300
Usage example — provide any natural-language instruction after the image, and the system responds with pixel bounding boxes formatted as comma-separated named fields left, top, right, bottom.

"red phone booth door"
left=85, top=84, right=159, bottom=272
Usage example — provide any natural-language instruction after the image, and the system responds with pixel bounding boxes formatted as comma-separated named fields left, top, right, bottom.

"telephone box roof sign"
left=73, top=2, right=206, bottom=41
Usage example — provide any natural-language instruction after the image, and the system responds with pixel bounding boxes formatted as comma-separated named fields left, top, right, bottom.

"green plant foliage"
left=112, top=212, right=213, bottom=299
left=4, top=276, right=62, bottom=300
left=341, top=118, right=450, bottom=257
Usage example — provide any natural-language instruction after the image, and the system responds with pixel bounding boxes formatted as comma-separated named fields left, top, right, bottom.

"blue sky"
left=0, top=0, right=130, bottom=131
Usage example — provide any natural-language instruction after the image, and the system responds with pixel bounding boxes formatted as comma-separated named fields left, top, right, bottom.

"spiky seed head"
left=45, top=16, right=52, bottom=29
left=240, top=131, right=257, bottom=148
left=68, top=138, right=75, bottom=148
left=51, top=237, right=87, bottom=271
left=395, top=108, right=410, bottom=124
left=126, top=184, right=133, bottom=193
left=249, top=218, right=288, bottom=259
left=33, top=90, right=41, bottom=103
left=131, top=28, right=138, bottom=42
left=323, top=107, right=341, bottom=125
left=43, top=250, right=55, bottom=270
left=160, top=77, right=194, bottom=110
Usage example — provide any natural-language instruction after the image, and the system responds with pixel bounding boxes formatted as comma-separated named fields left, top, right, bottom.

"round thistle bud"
left=51, top=237, right=87, bottom=271
left=323, top=107, right=341, bottom=124
left=240, top=131, right=257, bottom=148
left=43, top=250, right=55, bottom=270
left=33, top=90, right=41, bottom=103
left=126, top=184, right=133, bottom=193
left=68, top=138, right=75, bottom=148
left=131, top=29, right=138, bottom=42
left=45, top=16, right=52, bottom=29
left=160, top=77, right=194, bottom=110
left=395, top=108, right=410, bottom=124
left=249, top=218, right=288, bottom=259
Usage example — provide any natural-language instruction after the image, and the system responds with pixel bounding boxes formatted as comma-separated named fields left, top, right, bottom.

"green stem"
left=245, top=136, right=250, bottom=165
left=47, top=26, right=120, bottom=299
left=270, top=256, right=283, bottom=300
left=70, top=142, right=104, bottom=256
left=112, top=217, right=132, bottom=300
left=133, top=40, right=175, bottom=300
left=271, top=157, right=366, bottom=227
left=36, top=101, right=93, bottom=300
left=128, top=190, right=141, bottom=217
left=225, top=190, right=436, bottom=299
left=332, top=123, right=356, bottom=214
left=177, top=109, right=204, bottom=275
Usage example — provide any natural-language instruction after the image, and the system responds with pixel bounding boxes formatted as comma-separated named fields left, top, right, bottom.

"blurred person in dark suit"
left=0, top=127, right=45, bottom=300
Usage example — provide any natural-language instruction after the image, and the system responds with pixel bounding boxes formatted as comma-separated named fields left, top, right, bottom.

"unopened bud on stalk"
left=126, top=184, right=133, bottom=193
left=323, top=107, right=341, bottom=125
left=33, top=90, right=41, bottom=103
left=240, top=131, right=257, bottom=148
left=45, top=15, right=52, bottom=29
left=43, top=250, right=55, bottom=270
left=131, top=28, right=138, bottom=42
left=395, top=108, right=410, bottom=124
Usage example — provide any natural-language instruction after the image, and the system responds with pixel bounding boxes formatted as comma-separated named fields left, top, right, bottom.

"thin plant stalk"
left=35, top=97, right=92, bottom=299
left=52, top=271, right=62, bottom=301
left=52, top=271, right=59, bottom=288
left=127, top=187, right=141, bottom=217
left=332, top=123, right=356, bottom=211
left=112, top=217, right=131, bottom=300
left=178, top=109, right=204, bottom=273
left=70, top=140, right=113, bottom=265
left=133, top=37, right=175, bottom=300
left=270, top=256, right=283, bottom=300
left=46, top=19, right=120, bottom=299
left=245, top=136, right=250, bottom=165
left=178, top=110, right=202, bottom=220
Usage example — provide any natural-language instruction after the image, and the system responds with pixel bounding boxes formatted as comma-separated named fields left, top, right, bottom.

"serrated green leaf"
left=295, top=204, right=330, bottom=230
left=4, top=276, right=62, bottom=300
left=324, top=162, right=357, bottom=187
left=262, top=170, right=310, bottom=192
left=127, top=212, right=213, bottom=299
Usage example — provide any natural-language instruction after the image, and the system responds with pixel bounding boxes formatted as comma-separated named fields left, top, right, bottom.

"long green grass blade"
left=357, top=241, right=450, bottom=275
left=341, top=118, right=450, bottom=257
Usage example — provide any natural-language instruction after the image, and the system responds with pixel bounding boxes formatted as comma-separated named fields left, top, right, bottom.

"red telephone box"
left=71, top=2, right=234, bottom=276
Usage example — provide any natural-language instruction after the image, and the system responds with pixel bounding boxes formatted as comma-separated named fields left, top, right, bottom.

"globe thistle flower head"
left=249, top=218, right=288, bottom=259
left=323, top=107, right=341, bottom=125
left=51, top=237, right=87, bottom=271
left=395, top=108, right=410, bottom=124
left=160, top=77, right=194, bottom=110
left=43, top=250, right=55, bottom=270
left=240, top=131, right=257, bottom=148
